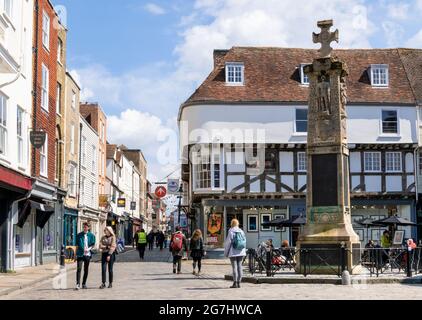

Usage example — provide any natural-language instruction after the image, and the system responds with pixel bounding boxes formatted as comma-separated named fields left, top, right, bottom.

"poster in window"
left=261, top=213, right=272, bottom=231
left=207, top=212, right=223, bottom=235
left=247, top=215, right=258, bottom=232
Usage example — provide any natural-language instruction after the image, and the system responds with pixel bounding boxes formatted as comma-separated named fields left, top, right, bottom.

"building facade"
left=63, top=71, right=80, bottom=247
left=0, top=0, right=34, bottom=270
left=79, top=103, right=107, bottom=239
left=78, top=115, right=99, bottom=245
left=121, top=147, right=148, bottom=235
left=179, top=47, right=421, bottom=249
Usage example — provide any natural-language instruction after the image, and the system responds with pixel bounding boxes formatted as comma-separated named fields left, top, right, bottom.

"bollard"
left=407, top=247, right=412, bottom=278
left=266, top=248, right=272, bottom=277
left=60, top=245, right=65, bottom=267
left=341, top=270, right=351, bottom=285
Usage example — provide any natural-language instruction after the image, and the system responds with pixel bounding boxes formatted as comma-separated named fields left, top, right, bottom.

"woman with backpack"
left=170, top=226, right=188, bottom=274
left=190, top=229, right=204, bottom=275
left=224, top=219, right=246, bottom=288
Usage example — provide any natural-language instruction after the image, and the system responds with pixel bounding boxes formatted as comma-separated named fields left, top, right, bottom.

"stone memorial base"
left=296, top=223, right=361, bottom=275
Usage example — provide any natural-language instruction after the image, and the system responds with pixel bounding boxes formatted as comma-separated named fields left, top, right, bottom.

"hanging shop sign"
left=167, top=179, right=179, bottom=194
left=30, top=130, right=46, bottom=149
left=117, top=198, right=126, bottom=208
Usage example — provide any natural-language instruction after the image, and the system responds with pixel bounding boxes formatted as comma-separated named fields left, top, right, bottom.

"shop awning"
left=17, top=200, right=54, bottom=228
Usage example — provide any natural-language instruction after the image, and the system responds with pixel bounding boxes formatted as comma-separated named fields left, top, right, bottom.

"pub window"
left=295, top=108, right=308, bottom=133
left=265, top=149, right=277, bottom=171
left=192, top=146, right=223, bottom=190
left=364, top=152, right=381, bottom=172
left=300, top=64, right=310, bottom=85
left=297, top=152, right=307, bottom=172
left=381, top=110, right=398, bottom=134
left=385, top=152, right=402, bottom=172
left=370, top=64, right=389, bottom=87
left=225, top=63, right=244, bottom=85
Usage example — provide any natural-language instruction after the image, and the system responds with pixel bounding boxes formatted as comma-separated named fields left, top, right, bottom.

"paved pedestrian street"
left=1, top=248, right=422, bottom=300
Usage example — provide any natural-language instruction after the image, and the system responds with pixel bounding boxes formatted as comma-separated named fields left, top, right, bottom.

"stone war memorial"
left=296, top=20, right=361, bottom=274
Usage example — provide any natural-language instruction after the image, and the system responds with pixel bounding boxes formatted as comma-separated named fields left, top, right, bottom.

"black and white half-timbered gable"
left=179, top=47, right=422, bottom=249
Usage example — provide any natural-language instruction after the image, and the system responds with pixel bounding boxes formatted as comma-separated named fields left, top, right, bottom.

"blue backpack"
left=232, top=231, right=246, bottom=250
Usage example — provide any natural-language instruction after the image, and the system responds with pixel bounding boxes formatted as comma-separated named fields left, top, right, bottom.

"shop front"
left=199, top=198, right=417, bottom=249
left=0, top=165, right=32, bottom=272
left=79, top=208, right=100, bottom=248
left=63, top=208, right=78, bottom=246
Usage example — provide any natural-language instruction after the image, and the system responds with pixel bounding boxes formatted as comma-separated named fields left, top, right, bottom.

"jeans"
left=173, top=255, right=182, bottom=272
left=137, top=244, right=146, bottom=259
left=76, top=256, right=91, bottom=285
left=230, top=256, right=243, bottom=283
left=101, top=253, right=116, bottom=284
left=148, top=242, right=153, bottom=250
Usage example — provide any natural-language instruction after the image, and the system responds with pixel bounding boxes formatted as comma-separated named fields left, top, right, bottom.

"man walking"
left=134, top=228, right=147, bottom=260
left=170, top=226, right=188, bottom=274
left=75, top=222, right=96, bottom=290
left=147, top=231, right=154, bottom=250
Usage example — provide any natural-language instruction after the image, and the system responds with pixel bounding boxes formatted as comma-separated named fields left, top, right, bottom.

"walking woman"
left=224, top=219, right=246, bottom=288
left=190, top=229, right=204, bottom=275
left=99, top=226, right=117, bottom=289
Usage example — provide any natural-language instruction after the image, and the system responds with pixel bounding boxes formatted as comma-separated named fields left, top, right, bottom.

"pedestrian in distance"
left=190, top=229, right=204, bottom=276
left=158, top=230, right=165, bottom=251
left=75, top=222, right=96, bottom=290
left=224, top=219, right=246, bottom=289
left=134, top=228, right=147, bottom=260
left=170, top=226, right=188, bottom=274
left=99, top=226, right=117, bottom=289
left=147, top=231, right=154, bottom=251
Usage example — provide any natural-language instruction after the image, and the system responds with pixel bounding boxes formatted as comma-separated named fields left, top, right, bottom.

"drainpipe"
left=32, top=0, right=40, bottom=177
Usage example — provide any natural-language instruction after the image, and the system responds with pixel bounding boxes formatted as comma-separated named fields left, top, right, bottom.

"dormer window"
left=370, top=64, right=389, bottom=87
left=225, top=62, right=244, bottom=85
left=300, top=64, right=310, bottom=85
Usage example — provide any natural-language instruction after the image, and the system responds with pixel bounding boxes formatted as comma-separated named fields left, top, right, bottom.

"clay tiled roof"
left=398, top=48, right=422, bottom=105
left=183, top=47, right=419, bottom=108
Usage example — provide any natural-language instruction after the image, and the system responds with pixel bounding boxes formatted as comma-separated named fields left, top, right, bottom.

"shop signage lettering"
left=30, top=130, right=46, bottom=149
left=117, top=198, right=126, bottom=207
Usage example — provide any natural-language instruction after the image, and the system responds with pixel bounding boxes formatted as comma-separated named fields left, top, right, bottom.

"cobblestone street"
left=2, top=248, right=422, bottom=300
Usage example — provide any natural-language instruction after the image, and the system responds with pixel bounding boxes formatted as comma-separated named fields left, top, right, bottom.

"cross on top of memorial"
left=312, top=19, right=339, bottom=58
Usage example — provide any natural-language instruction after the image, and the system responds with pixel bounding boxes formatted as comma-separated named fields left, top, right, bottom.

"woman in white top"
left=224, top=219, right=246, bottom=288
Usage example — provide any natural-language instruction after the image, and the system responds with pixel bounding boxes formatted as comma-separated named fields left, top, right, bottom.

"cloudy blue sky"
left=51, top=0, right=422, bottom=182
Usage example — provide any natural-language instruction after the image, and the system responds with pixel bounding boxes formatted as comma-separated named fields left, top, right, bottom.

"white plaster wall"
left=180, top=104, right=417, bottom=149
left=0, top=0, right=33, bottom=177
left=80, top=116, right=99, bottom=210
left=405, top=153, right=414, bottom=173
left=350, top=152, right=361, bottom=173
left=227, top=175, right=244, bottom=193
left=386, top=176, right=402, bottom=192
left=265, top=176, right=276, bottom=192
left=298, top=175, right=306, bottom=190
left=365, top=176, right=382, bottom=192
left=351, top=176, right=361, bottom=191
left=280, top=152, right=294, bottom=172
left=249, top=177, right=260, bottom=193
left=281, top=175, right=294, bottom=192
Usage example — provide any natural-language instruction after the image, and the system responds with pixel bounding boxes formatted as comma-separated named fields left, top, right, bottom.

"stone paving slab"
left=0, top=248, right=136, bottom=297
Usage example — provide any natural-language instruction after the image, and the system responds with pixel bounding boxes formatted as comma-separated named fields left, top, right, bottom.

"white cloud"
left=75, top=0, right=378, bottom=180
left=405, top=29, right=422, bottom=48
left=382, top=21, right=405, bottom=47
left=107, top=109, right=179, bottom=181
left=386, top=2, right=410, bottom=20
left=144, top=3, right=166, bottom=15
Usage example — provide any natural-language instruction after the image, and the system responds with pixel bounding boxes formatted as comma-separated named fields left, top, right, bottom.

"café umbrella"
left=371, top=215, right=416, bottom=243
left=262, top=216, right=306, bottom=246
left=356, top=218, right=375, bottom=243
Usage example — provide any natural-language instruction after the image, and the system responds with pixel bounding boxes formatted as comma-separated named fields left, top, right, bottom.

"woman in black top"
left=190, top=229, right=204, bottom=275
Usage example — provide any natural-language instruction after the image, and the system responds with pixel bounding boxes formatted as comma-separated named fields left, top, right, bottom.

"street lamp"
left=177, top=184, right=183, bottom=226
